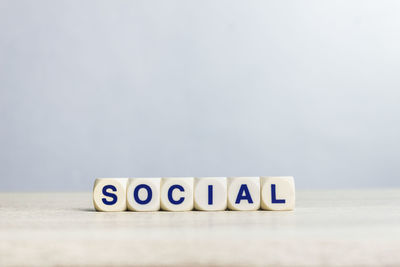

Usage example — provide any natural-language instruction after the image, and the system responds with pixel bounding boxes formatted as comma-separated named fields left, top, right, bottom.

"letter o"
left=134, top=184, right=153, bottom=205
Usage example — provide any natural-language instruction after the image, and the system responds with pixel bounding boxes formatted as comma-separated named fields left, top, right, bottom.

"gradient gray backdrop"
left=1, top=1, right=400, bottom=191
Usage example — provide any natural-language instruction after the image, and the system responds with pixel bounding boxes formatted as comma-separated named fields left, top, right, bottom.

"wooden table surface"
left=1, top=189, right=399, bottom=266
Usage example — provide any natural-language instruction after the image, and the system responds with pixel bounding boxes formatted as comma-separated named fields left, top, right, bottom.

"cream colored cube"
left=93, top=178, right=128, bottom=212
left=194, top=177, right=227, bottom=211
left=160, top=178, right=194, bottom=211
left=260, top=176, right=295, bottom=211
left=127, top=178, right=161, bottom=211
left=227, top=177, right=260, bottom=211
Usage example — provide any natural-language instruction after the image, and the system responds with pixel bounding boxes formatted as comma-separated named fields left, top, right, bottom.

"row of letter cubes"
left=93, top=176, right=295, bottom=212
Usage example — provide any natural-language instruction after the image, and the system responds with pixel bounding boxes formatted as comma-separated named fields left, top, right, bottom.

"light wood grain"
left=1, top=189, right=400, bottom=266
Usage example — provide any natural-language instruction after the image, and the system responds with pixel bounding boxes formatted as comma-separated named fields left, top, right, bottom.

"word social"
left=93, top=177, right=295, bottom=212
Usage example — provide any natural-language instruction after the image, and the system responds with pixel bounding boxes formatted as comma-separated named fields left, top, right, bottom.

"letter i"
left=208, top=185, right=213, bottom=205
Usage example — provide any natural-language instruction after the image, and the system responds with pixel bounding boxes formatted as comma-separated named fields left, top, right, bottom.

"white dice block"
left=127, top=178, right=161, bottom=211
left=160, top=177, right=194, bottom=211
left=260, top=176, right=295, bottom=211
left=194, top=177, right=227, bottom=211
left=227, top=177, right=260, bottom=211
left=93, top=178, right=128, bottom=212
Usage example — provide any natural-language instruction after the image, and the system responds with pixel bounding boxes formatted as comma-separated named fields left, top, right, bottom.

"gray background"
left=1, top=1, right=399, bottom=191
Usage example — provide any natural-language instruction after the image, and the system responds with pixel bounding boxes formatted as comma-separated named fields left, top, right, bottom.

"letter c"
left=168, top=184, right=185, bottom=204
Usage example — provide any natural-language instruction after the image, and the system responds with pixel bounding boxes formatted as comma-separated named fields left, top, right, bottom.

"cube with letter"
left=126, top=178, right=161, bottom=211
left=160, top=177, right=194, bottom=211
left=260, top=176, right=295, bottom=211
left=227, top=177, right=260, bottom=211
left=194, top=177, right=227, bottom=211
left=93, top=178, right=128, bottom=212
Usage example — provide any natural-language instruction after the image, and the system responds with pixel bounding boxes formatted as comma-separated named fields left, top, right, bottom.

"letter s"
left=102, top=185, right=118, bottom=205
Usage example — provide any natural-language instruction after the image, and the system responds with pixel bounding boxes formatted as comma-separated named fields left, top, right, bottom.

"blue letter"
left=134, top=184, right=152, bottom=205
left=235, top=184, right=253, bottom=204
left=208, top=185, right=213, bottom=205
left=271, top=184, right=286, bottom=203
left=102, top=185, right=117, bottom=205
left=168, top=184, right=185, bottom=204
